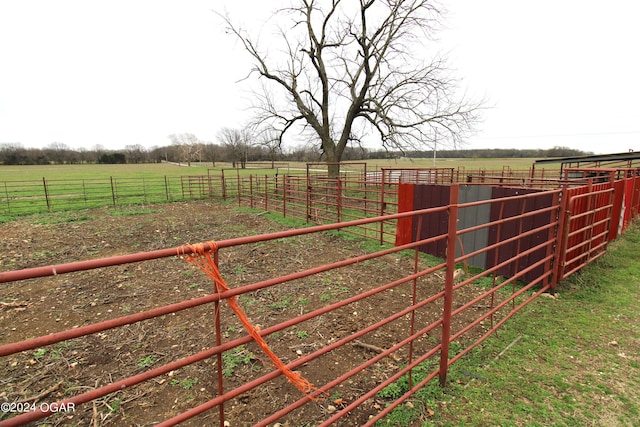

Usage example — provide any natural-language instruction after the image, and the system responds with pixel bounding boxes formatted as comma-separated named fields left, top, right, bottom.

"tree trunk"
left=324, top=138, right=342, bottom=179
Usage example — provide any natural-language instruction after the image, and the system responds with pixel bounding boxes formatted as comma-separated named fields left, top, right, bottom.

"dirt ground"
left=0, top=202, right=486, bottom=426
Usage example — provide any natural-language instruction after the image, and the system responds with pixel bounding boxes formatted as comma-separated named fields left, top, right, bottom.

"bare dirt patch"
left=0, top=202, right=487, bottom=426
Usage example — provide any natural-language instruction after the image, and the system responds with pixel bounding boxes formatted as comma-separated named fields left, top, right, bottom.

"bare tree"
left=124, top=144, right=147, bottom=164
left=46, top=142, right=71, bottom=164
left=216, top=127, right=251, bottom=168
left=255, top=127, right=283, bottom=168
left=202, top=143, right=219, bottom=166
left=221, top=0, right=483, bottom=177
left=168, top=133, right=202, bottom=166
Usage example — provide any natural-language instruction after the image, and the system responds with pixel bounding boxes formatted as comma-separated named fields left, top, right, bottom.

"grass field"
left=0, top=157, right=555, bottom=181
left=0, top=158, right=560, bottom=221
left=378, top=223, right=640, bottom=426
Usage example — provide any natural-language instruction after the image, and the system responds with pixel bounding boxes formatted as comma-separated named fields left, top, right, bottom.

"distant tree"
left=217, top=127, right=251, bottom=168
left=168, top=133, right=202, bottom=166
left=202, top=143, right=219, bottom=166
left=124, top=144, right=147, bottom=164
left=221, top=0, right=483, bottom=177
left=98, top=152, right=126, bottom=164
left=255, top=127, right=283, bottom=168
left=0, top=143, right=27, bottom=165
left=46, top=142, right=70, bottom=164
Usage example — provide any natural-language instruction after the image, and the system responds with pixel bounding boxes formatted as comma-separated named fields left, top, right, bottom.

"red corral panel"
left=395, top=183, right=415, bottom=246
left=486, top=188, right=555, bottom=282
left=630, top=176, right=640, bottom=224
left=559, top=182, right=615, bottom=279
left=609, top=179, right=626, bottom=241
left=412, top=184, right=451, bottom=258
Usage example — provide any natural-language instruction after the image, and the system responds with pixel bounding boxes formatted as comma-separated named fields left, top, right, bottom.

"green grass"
left=379, top=223, right=640, bottom=426
left=0, top=158, right=551, bottom=181
left=0, top=163, right=211, bottom=180
left=222, top=345, right=257, bottom=378
left=0, top=159, right=556, bottom=221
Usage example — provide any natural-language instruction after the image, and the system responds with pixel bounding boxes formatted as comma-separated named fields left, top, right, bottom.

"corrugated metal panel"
left=486, top=187, right=554, bottom=282
left=395, top=183, right=415, bottom=246
left=609, top=180, right=626, bottom=241
left=412, top=184, right=450, bottom=258
left=457, top=185, right=492, bottom=268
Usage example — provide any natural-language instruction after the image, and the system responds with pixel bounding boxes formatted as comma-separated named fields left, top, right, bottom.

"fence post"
left=283, top=175, right=287, bottom=218
left=439, top=183, right=459, bottom=387
left=336, top=177, right=342, bottom=222
left=221, top=170, right=227, bottom=201
left=552, top=183, right=571, bottom=292
left=211, top=249, right=226, bottom=426
left=250, top=175, right=254, bottom=209
left=110, top=176, right=116, bottom=206
left=379, top=169, right=386, bottom=244
left=306, top=172, right=311, bottom=224
left=164, top=176, right=169, bottom=200
left=542, top=191, right=561, bottom=291
left=237, top=168, right=241, bottom=207
left=265, top=174, right=269, bottom=211
left=43, top=177, right=51, bottom=211
left=3, top=182, right=10, bottom=214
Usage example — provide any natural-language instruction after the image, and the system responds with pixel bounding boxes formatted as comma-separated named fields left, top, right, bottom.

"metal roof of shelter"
left=533, top=151, right=640, bottom=175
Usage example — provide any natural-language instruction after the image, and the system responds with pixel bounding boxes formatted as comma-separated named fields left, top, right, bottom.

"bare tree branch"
left=218, top=0, right=485, bottom=177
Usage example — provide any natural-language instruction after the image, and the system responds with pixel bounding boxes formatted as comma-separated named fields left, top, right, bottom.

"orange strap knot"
left=177, top=241, right=316, bottom=397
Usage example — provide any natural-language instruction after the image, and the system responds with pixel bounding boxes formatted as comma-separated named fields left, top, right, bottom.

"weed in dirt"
left=171, top=377, right=199, bottom=390
left=109, top=207, right=161, bottom=216
left=32, top=348, right=47, bottom=359
left=103, top=397, right=123, bottom=414
left=269, top=296, right=293, bottom=311
left=32, top=212, right=93, bottom=225
left=222, top=345, right=257, bottom=378
left=137, top=355, right=158, bottom=369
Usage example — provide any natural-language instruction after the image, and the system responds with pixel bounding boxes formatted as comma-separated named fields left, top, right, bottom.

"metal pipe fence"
left=0, top=166, right=571, bottom=219
left=3, top=172, right=640, bottom=425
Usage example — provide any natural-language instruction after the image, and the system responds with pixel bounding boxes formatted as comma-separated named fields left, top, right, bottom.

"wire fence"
left=0, top=166, right=559, bottom=218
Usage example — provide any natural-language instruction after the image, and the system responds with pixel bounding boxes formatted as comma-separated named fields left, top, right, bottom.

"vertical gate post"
left=542, top=191, right=561, bottom=291
left=283, top=175, right=287, bottom=218
left=552, top=183, right=571, bottom=292
left=265, top=174, right=269, bottom=211
left=42, top=177, right=51, bottom=211
left=212, top=249, right=226, bottom=426
left=306, top=168, right=311, bottom=223
left=439, top=183, right=459, bottom=387
left=379, top=169, right=387, bottom=244
left=221, top=170, right=227, bottom=201
left=110, top=176, right=117, bottom=206
left=249, top=175, right=254, bottom=209
left=336, top=177, right=342, bottom=223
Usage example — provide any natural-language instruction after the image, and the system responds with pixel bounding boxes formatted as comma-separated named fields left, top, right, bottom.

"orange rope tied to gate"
left=177, top=241, right=316, bottom=397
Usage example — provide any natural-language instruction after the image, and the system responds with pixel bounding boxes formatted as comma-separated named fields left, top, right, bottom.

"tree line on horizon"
left=0, top=139, right=592, bottom=167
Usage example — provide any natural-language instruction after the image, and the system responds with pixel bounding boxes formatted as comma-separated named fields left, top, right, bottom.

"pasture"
left=0, top=158, right=557, bottom=221
left=0, top=157, right=552, bottom=182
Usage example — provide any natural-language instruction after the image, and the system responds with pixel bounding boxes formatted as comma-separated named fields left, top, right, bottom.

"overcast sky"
left=1, top=0, right=639, bottom=155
